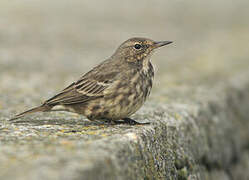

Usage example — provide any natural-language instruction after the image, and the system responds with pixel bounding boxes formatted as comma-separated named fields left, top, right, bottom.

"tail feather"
left=9, top=105, right=50, bottom=121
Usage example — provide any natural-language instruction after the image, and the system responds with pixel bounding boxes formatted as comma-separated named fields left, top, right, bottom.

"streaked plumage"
left=10, top=37, right=172, bottom=124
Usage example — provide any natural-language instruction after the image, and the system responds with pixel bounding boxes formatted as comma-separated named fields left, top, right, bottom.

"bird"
left=10, top=37, right=172, bottom=125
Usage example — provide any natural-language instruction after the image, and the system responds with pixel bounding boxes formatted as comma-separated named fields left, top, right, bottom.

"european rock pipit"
left=11, top=37, right=172, bottom=125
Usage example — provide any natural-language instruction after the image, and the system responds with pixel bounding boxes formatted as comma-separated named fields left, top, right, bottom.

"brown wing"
left=44, top=66, right=119, bottom=106
left=44, top=79, right=109, bottom=105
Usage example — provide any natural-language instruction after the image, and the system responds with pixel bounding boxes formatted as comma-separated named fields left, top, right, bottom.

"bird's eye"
left=134, top=44, right=142, bottom=50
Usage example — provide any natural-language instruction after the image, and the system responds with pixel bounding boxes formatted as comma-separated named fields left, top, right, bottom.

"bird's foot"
left=121, top=118, right=150, bottom=125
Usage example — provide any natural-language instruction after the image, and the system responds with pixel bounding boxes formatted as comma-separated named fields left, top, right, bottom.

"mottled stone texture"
left=1, top=1, right=249, bottom=180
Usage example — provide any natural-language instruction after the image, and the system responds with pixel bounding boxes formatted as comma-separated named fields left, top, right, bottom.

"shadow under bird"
left=10, top=37, right=172, bottom=125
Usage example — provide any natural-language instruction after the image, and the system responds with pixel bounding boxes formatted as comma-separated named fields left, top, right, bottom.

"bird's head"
left=113, top=37, right=172, bottom=62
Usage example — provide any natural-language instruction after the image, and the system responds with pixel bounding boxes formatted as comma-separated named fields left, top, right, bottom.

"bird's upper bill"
left=153, top=41, right=173, bottom=48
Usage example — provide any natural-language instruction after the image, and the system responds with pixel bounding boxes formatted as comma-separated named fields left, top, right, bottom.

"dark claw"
left=122, top=118, right=150, bottom=125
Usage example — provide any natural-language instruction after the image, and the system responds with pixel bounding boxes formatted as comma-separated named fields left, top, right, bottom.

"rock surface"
left=0, top=1, right=249, bottom=180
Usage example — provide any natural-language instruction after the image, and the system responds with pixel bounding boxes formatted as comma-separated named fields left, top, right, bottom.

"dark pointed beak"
left=154, top=41, right=173, bottom=48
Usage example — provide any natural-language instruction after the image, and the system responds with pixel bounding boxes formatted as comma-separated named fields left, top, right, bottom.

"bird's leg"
left=121, top=118, right=150, bottom=125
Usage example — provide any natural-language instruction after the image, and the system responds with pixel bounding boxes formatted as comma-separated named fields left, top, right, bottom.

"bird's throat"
left=142, top=55, right=152, bottom=74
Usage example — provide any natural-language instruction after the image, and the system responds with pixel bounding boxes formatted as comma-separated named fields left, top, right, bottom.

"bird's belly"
left=99, top=91, right=147, bottom=120
left=82, top=75, right=153, bottom=120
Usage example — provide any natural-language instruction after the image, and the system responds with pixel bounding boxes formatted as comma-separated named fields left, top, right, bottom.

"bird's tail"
left=9, top=105, right=51, bottom=121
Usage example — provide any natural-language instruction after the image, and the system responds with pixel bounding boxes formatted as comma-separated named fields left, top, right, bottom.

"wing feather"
left=44, top=72, right=116, bottom=106
left=44, top=58, right=120, bottom=106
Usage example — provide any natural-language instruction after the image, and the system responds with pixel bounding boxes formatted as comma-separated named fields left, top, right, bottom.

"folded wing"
left=44, top=73, right=116, bottom=106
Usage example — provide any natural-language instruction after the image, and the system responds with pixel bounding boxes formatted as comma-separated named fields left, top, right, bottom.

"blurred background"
left=0, top=0, right=249, bottom=114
